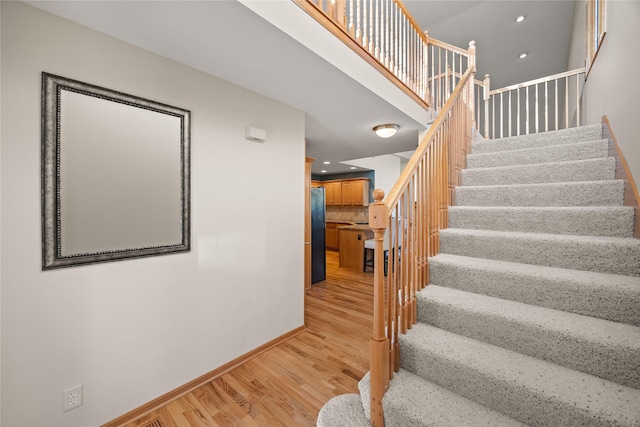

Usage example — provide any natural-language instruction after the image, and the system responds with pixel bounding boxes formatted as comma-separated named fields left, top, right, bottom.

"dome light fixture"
left=516, top=14, right=526, bottom=23
left=519, top=52, right=528, bottom=59
left=373, top=124, right=400, bottom=138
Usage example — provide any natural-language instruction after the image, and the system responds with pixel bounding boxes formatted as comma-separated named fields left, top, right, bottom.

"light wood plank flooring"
left=125, top=250, right=373, bottom=427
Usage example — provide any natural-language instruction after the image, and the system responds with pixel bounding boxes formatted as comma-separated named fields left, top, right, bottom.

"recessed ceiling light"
left=516, top=15, right=526, bottom=23
left=321, top=170, right=327, bottom=173
left=519, top=52, right=528, bottom=59
left=323, top=161, right=331, bottom=164
left=350, top=167, right=357, bottom=170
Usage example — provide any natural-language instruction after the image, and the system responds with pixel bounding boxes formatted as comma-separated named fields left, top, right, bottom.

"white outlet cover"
left=63, top=384, right=83, bottom=412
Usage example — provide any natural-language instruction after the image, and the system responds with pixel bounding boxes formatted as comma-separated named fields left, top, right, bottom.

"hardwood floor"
left=125, top=250, right=373, bottom=427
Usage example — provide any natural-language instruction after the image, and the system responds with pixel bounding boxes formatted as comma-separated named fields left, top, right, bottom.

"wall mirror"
left=42, top=72, right=191, bottom=269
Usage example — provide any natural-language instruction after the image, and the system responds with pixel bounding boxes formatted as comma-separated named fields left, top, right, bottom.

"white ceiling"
left=26, top=0, right=576, bottom=176
left=404, top=0, right=576, bottom=89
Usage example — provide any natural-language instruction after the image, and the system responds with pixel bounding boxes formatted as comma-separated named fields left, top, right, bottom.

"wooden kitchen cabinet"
left=325, top=181, right=343, bottom=206
left=326, top=222, right=338, bottom=250
left=341, top=180, right=355, bottom=205
left=326, top=221, right=350, bottom=250
left=338, top=227, right=374, bottom=270
left=341, top=179, right=368, bottom=206
left=318, top=178, right=369, bottom=207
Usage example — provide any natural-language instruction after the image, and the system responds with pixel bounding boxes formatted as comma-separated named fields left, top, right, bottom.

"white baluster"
left=526, top=86, right=530, bottom=135
left=555, top=78, right=559, bottom=130
left=369, top=0, right=373, bottom=54
left=356, top=0, right=361, bottom=44
left=575, top=75, right=580, bottom=126
left=535, top=83, right=539, bottom=133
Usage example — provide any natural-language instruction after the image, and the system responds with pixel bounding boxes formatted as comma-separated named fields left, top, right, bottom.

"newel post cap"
left=368, top=189, right=389, bottom=229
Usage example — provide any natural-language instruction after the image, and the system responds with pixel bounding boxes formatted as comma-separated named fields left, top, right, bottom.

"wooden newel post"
left=368, top=189, right=390, bottom=427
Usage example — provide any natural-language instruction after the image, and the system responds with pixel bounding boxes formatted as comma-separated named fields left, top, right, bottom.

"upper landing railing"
left=295, top=0, right=586, bottom=141
left=478, top=68, right=587, bottom=139
left=294, top=0, right=475, bottom=114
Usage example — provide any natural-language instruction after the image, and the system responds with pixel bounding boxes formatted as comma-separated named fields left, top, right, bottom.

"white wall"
left=0, top=1, right=3, bottom=422
left=344, top=155, right=404, bottom=197
left=1, top=2, right=305, bottom=426
left=240, top=0, right=432, bottom=128
left=568, top=0, right=640, bottom=184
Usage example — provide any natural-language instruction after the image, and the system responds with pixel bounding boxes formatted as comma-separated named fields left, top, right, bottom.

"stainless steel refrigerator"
left=311, top=187, right=326, bottom=283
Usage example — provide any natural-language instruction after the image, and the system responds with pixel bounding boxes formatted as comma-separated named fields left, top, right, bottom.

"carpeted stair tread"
left=417, top=285, right=640, bottom=388
left=429, top=253, right=640, bottom=326
left=467, top=139, right=609, bottom=169
left=471, top=124, right=603, bottom=154
left=439, top=228, right=640, bottom=276
left=399, top=323, right=640, bottom=426
left=316, top=394, right=370, bottom=427
left=448, top=206, right=635, bottom=237
left=455, top=180, right=624, bottom=207
left=316, top=124, right=639, bottom=427
left=461, top=157, right=616, bottom=186
left=358, top=370, right=526, bottom=427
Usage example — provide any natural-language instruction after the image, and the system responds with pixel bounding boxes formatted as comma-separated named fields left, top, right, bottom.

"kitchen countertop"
left=338, top=223, right=371, bottom=231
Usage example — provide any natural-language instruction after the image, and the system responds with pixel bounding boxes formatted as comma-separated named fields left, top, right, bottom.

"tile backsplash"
left=326, top=206, right=369, bottom=223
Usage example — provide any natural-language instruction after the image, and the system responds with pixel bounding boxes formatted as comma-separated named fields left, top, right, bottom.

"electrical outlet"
left=63, top=384, right=83, bottom=412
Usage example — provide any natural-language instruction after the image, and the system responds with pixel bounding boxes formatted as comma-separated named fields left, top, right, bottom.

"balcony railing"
left=295, top=0, right=474, bottom=112
left=478, top=68, right=587, bottom=139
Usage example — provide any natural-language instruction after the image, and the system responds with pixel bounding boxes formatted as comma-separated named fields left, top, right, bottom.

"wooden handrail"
left=603, top=116, right=640, bottom=239
left=292, top=3, right=478, bottom=424
left=383, top=68, right=475, bottom=209
left=368, top=66, right=475, bottom=425
left=489, top=68, right=587, bottom=95
left=395, top=0, right=429, bottom=45
left=294, top=0, right=432, bottom=110
left=427, top=37, right=470, bottom=56
left=295, top=0, right=473, bottom=112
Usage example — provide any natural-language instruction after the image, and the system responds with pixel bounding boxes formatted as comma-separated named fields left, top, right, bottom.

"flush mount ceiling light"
left=516, top=14, right=526, bottom=23
left=373, top=124, right=400, bottom=138
left=519, top=52, right=528, bottom=59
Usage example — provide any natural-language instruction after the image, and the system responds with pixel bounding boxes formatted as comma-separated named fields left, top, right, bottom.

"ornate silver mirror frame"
left=42, top=72, right=191, bottom=270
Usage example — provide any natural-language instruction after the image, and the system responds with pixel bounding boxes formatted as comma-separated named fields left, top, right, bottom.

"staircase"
left=317, top=124, right=640, bottom=426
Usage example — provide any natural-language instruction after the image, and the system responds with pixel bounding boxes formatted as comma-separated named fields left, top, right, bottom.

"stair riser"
left=439, top=230, right=640, bottom=276
left=467, top=139, right=608, bottom=169
left=399, top=334, right=635, bottom=427
left=448, top=206, right=635, bottom=237
left=429, top=256, right=640, bottom=326
left=416, top=292, right=640, bottom=388
left=455, top=180, right=624, bottom=207
left=472, top=124, right=603, bottom=154
left=360, top=370, right=526, bottom=427
left=461, top=157, right=616, bottom=186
